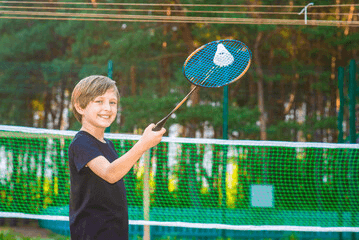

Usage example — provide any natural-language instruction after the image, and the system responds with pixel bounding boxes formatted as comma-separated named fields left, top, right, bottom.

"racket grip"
left=153, top=118, right=167, bottom=131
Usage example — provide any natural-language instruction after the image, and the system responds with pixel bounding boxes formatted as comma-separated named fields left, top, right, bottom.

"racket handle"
left=152, top=86, right=198, bottom=132
left=153, top=117, right=168, bottom=131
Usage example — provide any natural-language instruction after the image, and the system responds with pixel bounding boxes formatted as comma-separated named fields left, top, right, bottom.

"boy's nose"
left=103, top=102, right=111, bottom=111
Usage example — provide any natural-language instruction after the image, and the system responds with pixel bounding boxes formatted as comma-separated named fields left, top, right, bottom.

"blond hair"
left=71, top=75, right=120, bottom=123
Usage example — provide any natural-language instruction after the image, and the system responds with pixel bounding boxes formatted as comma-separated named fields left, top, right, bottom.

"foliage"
left=0, top=0, right=358, bottom=141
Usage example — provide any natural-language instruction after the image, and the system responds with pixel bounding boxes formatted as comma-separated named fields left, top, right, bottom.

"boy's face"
left=76, top=88, right=118, bottom=130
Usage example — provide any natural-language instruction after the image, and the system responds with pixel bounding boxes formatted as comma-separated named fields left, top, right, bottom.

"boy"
left=68, top=75, right=166, bottom=239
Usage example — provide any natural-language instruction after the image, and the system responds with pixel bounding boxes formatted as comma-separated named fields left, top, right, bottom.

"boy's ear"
left=74, top=102, right=85, bottom=115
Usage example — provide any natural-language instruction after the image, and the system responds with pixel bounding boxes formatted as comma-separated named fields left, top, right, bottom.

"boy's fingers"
left=160, top=128, right=166, bottom=134
left=154, top=126, right=166, bottom=134
left=144, top=123, right=155, bottom=132
left=145, top=123, right=165, bottom=135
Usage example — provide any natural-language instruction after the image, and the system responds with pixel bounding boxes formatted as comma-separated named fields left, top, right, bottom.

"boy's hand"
left=138, top=123, right=166, bottom=150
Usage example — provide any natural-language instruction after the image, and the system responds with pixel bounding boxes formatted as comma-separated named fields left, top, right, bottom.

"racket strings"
left=184, top=40, right=251, bottom=88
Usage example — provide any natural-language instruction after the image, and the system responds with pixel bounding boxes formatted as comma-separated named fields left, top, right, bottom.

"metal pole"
left=108, top=60, right=113, bottom=79
left=348, top=59, right=357, bottom=240
left=338, top=66, right=345, bottom=240
left=349, top=59, right=356, bottom=143
left=298, top=3, right=314, bottom=24
left=338, top=67, right=344, bottom=143
left=223, top=85, right=229, bottom=140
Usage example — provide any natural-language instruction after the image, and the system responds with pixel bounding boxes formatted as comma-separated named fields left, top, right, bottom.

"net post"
left=143, top=149, right=151, bottom=240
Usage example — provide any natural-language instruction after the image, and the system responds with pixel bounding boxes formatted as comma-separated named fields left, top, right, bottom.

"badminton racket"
left=153, top=39, right=252, bottom=131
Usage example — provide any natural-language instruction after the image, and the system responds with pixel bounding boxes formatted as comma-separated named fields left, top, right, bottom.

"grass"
left=0, top=229, right=70, bottom=240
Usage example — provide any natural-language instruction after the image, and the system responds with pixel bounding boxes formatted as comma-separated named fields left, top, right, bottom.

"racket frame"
left=153, top=39, right=251, bottom=131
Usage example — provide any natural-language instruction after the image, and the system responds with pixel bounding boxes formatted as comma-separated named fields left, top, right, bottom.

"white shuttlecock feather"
left=213, top=43, right=234, bottom=67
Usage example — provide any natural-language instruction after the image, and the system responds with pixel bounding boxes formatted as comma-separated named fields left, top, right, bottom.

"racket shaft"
left=153, top=86, right=198, bottom=131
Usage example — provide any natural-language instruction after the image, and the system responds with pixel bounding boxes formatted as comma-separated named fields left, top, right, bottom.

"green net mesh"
left=0, top=125, right=358, bottom=231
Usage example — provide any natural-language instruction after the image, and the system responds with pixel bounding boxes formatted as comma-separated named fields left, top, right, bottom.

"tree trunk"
left=43, top=90, right=51, bottom=128
left=254, top=31, right=267, bottom=140
left=130, top=65, right=136, bottom=96
left=56, top=80, right=66, bottom=130
left=160, top=23, right=170, bottom=96
left=330, top=56, right=338, bottom=143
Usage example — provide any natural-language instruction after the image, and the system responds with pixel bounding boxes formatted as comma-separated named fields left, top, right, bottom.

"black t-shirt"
left=68, top=131, right=128, bottom=240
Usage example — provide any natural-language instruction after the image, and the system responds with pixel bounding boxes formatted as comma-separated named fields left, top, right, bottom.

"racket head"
left=183, top=39, right=252, bottom=88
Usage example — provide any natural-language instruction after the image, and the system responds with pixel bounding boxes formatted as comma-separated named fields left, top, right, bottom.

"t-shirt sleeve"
left=71, top=136, right=103, bottom=172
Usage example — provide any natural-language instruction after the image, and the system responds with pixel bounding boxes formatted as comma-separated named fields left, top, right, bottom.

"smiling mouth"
left=99, top=115, right=110, bottom=119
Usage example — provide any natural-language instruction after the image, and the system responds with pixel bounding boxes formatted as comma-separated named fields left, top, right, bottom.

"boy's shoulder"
left=70, top=131, right=114, bottom=148
left=71, top=131, right=91, bottom=144
left=69, top=131, right=97, bottom=151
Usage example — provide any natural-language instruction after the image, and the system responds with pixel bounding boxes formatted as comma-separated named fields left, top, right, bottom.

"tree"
left=1, top=0, right=358, bottom=143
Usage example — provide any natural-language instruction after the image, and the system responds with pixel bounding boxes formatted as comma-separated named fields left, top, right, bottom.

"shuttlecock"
left=213, top=43, right=234, bottom=67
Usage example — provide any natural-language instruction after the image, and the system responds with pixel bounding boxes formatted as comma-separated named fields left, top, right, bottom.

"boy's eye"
left=95, top=100, right=103, bottom=103
left=110, top=102, right=116, bottom=105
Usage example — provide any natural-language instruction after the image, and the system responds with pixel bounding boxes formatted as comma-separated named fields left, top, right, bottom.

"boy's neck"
left=80, top=126, right=106, bottom=143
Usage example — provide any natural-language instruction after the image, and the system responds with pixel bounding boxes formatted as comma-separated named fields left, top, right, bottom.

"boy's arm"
left=87, top=124, right=166, bottom=184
